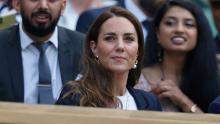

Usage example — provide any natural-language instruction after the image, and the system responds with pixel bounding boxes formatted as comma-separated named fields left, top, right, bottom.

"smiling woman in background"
left=56, top=7, right=161, bottom=111
left=135, top=0, right=220, bottom=113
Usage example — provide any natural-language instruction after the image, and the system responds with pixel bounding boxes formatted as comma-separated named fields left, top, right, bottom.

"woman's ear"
left=90, top=40, right=97, bottom=55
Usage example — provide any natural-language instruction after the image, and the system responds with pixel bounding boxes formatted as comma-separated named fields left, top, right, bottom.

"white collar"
left=117, top=88, right=130, bottom=98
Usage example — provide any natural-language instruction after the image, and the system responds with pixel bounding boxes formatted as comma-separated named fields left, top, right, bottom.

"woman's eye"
left=185, top=21, right=196, bottom=28
left=165, top=19, right=176, bottom=27
left=30, top=0, right=39, bottom=2
left=30, top=0, right=58, bottom=2
left=48, top=0, right=59, bottom=2
left=104, top=36, right=116, bottom=41
left=124, top=36, right=135, bottom=42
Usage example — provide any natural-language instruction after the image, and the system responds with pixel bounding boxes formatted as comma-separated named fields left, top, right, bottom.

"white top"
left=117, top=89, right=137, bottom=110
left=19, top=23, right=62, bottom=104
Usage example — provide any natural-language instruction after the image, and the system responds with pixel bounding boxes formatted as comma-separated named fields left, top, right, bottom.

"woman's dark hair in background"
left=144, top=0, right=220, bottom=112
left=64, top=6, right=144, bottom=107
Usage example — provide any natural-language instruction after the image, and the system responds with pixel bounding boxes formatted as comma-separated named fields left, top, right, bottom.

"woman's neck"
left=161, top=52, right=186, bottom=84
left=112, top=72, right=129, bottom=96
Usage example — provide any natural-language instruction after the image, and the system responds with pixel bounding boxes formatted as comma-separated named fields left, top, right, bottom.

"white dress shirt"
left=19, top=23, right=62, bottom=104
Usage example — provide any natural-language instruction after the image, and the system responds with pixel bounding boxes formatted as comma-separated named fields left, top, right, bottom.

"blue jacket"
left=208, top=96, right=220, bottom=114
left=56, top=85, right=162, bottom=111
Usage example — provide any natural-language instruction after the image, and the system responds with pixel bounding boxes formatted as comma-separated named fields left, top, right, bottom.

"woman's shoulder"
left=56, top=93, right=80, bottom=106
left=142, top=65, right=160, bottom=80
left=132, top=88, right=158, bottom=103
left=208, top=96, right=220, bottom=114
left=129, top=88, right=162, bottom=111
left=135, top=64, right=161, bottom=91
left=55, top=82, right=81, bottom=106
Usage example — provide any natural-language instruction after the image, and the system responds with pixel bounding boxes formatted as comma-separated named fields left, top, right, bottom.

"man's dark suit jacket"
left=0, top=25, right=84, bottom=102
left=208, top=96, right=220, bottom=114
left=56, top=85, right=162, bottom=111
left=215, top=33, right=220, bottom=53
left=76, top=0, right=125, bottom=33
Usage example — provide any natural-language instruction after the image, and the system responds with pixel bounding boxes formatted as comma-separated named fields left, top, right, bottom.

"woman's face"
left=157, top=6, right=197, bottom=53
left=90, top=17, right=139, bottom=74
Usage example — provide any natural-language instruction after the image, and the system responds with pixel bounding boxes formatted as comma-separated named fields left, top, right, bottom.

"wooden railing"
left=0, top=102, right=219, bottom=124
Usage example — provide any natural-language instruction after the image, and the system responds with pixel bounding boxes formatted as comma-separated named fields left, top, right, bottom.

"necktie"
left=142, top=19, right=150, bottom=31
left=33, top=42, right=54, bottom=104
left=142, top=19, right=152, bottom=44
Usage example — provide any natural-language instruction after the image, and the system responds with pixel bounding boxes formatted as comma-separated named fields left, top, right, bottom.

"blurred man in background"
left=76, top=0, right=166, bottom=43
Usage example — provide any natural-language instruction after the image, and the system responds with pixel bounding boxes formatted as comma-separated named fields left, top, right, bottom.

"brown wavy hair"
left=64, top=6, right=144, bottom=108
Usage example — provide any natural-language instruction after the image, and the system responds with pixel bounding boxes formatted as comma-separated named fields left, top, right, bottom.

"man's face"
left=18, top=0, right=66, bottom=37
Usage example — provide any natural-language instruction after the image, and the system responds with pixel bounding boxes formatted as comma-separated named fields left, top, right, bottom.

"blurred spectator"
left=210, top=0, right=220, bottom=52
left=209, top=0, right=220, bottom=73
left=135, top=0, right=220, bottom=113
left=0, top=0, right=12, bottom=15
left=58, top=0, right=117, bottom=30
left=0, top=0, right=18, bottom=29
left=76, top=0, right=166, bottom=42
left=193, top=0, right=217, bottom=36
left=0, top=0, right=21, bottom=28
left=208, top=96, right=220, bottom=114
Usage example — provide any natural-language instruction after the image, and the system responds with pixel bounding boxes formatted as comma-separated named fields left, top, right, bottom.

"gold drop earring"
left=133, top=60, right=138, bottom=69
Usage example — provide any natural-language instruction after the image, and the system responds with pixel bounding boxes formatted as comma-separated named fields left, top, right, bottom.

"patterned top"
left=134, top=74, right=180, bottom=112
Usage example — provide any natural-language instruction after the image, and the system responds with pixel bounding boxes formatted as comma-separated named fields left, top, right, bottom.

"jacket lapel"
left=7, top=26, right=24, bottom=102
left=127, top=85, right=148, bottom=110
left=57, top=27, right=72, bottom=85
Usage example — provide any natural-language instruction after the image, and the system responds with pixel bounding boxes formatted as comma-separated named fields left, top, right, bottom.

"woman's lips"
left=171, top=36, right=186, bottom=45
left=111, top=56, right=127, bottom=61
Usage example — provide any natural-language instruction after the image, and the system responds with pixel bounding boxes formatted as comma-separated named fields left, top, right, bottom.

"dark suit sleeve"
left=133, top=89, right=162, bottom=111
left=208, top=96, right=220, bottom=114
left=76, top=10, right=94, bottom=33
left=141, top=91, right=162, bottom=111
left=58, top=27, right=85, bottom=83
left=69, top=31, right=85, bottom=79
left=55, top=84, right=80, bottom=106
left=0, top=25, right=24, bottom=102
left=76, top=7, right=111, bottom=34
